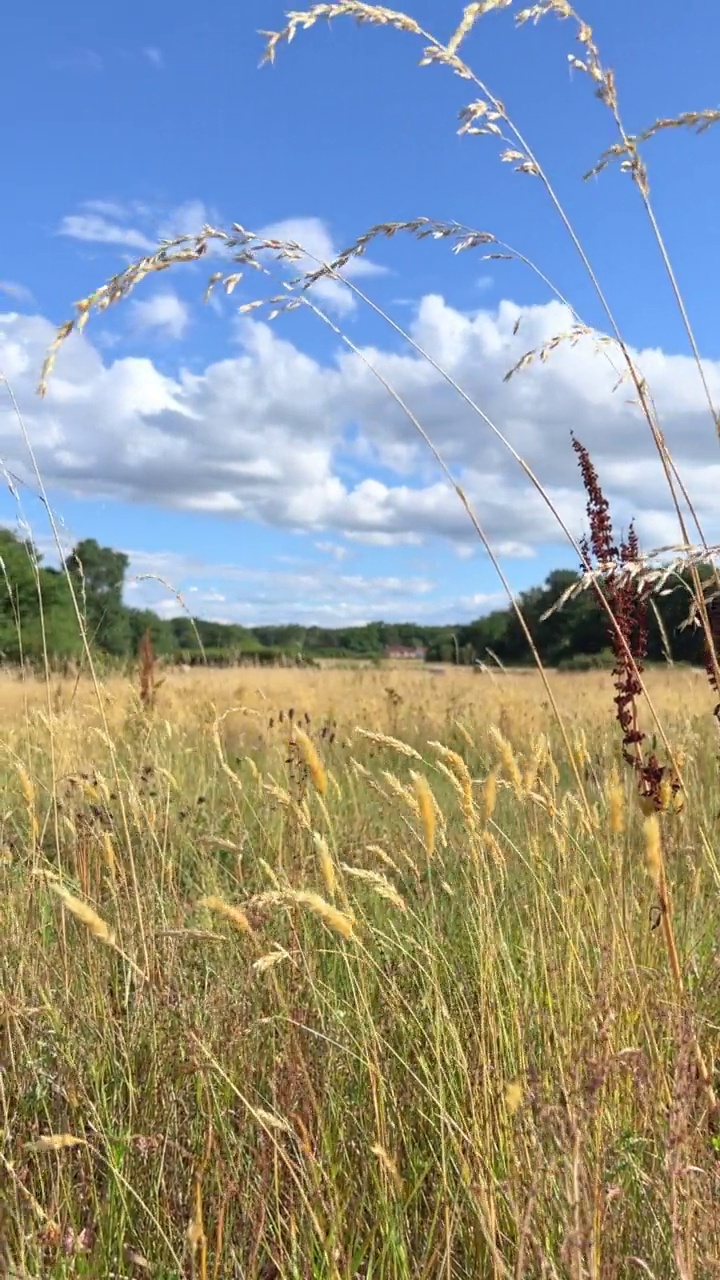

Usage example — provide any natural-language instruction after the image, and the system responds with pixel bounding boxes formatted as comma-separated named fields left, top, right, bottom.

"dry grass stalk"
left=262, top=780, right=313, bottom=834
left=25, top=1133, right=88, bottom=1152
left=249, top=887, right=357, bottom=940
left=253, top=1108, right=293, bottom=1134
left=138, top=627, right=156, bottom=710
left=644, top=815, right=718, bottom=1122
left=18, top=764, right=39, bottom=844
left=606, top=767, right=625, bottom=836
left=186, top=1176, right=208, bottom=1280
left=429, top=741, right=475, bottom=831
left=253, top=947, right=292, bottom=974
left=380, top=770, right=419, bottom=815
left=354, top=728, right=422, bottom=759
left=370, top=1142, right=404, bottom=1195
left=339, top=862, right=406, bottom=911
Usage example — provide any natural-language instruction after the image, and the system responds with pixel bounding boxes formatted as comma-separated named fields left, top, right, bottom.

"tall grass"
left=2, top=664, right=720, bottom=1277
left=3, top=1, right=720, bottom=1273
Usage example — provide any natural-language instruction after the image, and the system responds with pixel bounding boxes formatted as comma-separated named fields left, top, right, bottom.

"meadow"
left=2, top=661, right=720, bottom=1277
left=4, top=1, right=720, bottom=1275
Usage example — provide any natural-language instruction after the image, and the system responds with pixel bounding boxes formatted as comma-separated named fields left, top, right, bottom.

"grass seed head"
left=293, top=726, right=328, bottom=795
left=644, top=814, right=663, bottom=891
left=314, top=831, right=337, bottom=898
left=607, top=767, right=625, bottom=835
left=198, top=895, right=253, bottom=933
left=26, top=1134, right=87, bottom=1153
left=48, top=882, right=115, bottom=947
left=482, top=765, right=499, bottom=823
left=289, top=890, right=357, bottom=939
left=414, top=773, right=436, bottom=858
left=489, top=726, right=524, bottom=796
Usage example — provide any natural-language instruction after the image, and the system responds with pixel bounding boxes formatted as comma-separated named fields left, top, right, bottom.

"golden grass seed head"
left=606, top=767, right=625, bottom=836
left=340, top=862, right=406, bottom=911
left=370, top=1142, right=403, bottom=1195
left=413, top=773, right=436, bottom=858
left=287, top=889, right=357, bottom=939
left=643, top=814, right=663, bottom=891
left=48, top=882, right=115, bottom=947
left=430, top=742, right=474, bottom=829
left=482, top=765, right=499, bottom=824
left=314, top=831, right=337, bottom=898
left=198, top=895, right=253, bottom=933
left=293, top=726, right=328, bottom=796
left=365, top=843, right=400, bottom=873
left=489, top=726, right=524, bottom=796
left=253, top=948, right=292, bottom=974
left=354, top=728, right=422, bottom=759
left=18, top=765, right=35, bottom=807
left=504, top=1080, right=524, bottom=1117
left=26, top=1134, right=87, bottom=1153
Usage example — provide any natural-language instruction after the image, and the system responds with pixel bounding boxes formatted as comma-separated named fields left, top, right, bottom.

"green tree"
left=64, top=539, right=131, bottom=656
left=0, top=530, right=83, bottom=663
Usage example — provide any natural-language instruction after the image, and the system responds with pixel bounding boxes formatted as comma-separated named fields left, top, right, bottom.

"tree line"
left=0, top=528, right=711, bottom=669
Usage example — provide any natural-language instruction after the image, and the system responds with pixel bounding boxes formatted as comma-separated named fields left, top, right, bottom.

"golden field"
left=2, top=662, right=720, bottom=1277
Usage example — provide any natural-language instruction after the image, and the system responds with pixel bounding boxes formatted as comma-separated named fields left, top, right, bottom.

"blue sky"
left=1, top=0, right=719, bottom=626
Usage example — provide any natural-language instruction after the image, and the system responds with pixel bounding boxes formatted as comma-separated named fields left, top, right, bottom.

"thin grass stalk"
left=1, top=375, right=152, bottom=976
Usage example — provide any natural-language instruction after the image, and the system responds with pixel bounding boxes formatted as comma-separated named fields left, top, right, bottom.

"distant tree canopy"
left=437, top=565, right=712, bottom=669
left=64, top=539, right=131, bottom=657
left=0, top=526, right=711, bottom=669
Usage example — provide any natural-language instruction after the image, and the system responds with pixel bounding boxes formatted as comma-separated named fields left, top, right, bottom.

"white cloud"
left=0, top=281, right=34, bottom=306
left=81, top=199, right=131, bottom=219
left=453, top=543, right=476, bottom=560
left=55, top=204, right=384, bottom=319
left=143, top=46, right=164, bottom=68
left=315, top=540, right=349, bottom=561
left=258, top=216, right=387, bottom=315
left=57, top=199, right=212, bottom=259
left=121, top=548, right=439, bottom=625
left=457, top=592, right=506, bottom=611
left=1, top=295, right=719, bottom=565
left=58, top=213, right=154, bottom=252
left=157, top=200, right=213, bottom=241
left=130, top=291, right=190, bottom=340
left=344, top=530, right=423, bottom=547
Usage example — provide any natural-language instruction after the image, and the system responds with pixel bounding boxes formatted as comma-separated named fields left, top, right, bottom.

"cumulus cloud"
left=157, top=200, right=213, bottom=241
left=315, top=540, right=349, bottom=561
left=130, top=291, right=190, bottom=340
left=257, top=216, right=387, bottom=315
left=123, top=548, right=437, bottom=625
left=58, top=199, right=213, bottom=257
left=58, top=213, right=154, bottom=252
left=57, top=204, right=386, bottom=314
left=1, top=295, right=719, bottom=561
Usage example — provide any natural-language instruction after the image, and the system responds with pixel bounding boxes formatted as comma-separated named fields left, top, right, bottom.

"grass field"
left=2, top=662, right=720, bottom=1278
left=4, top=0, right=720, bottom=1270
